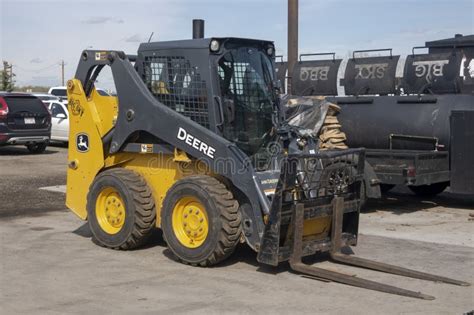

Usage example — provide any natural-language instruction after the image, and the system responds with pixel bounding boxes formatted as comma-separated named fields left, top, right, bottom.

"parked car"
left=46, top=101, right=69, bottom=142
left=32, top=93, right=61, bottom=104
left=48, top=86, right=68, bottom=103
left=48, top=86, right=111, bottom=104
left=0, top=92, right=51, bottom=153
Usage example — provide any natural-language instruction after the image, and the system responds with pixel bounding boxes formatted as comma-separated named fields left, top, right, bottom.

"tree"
left=1, top=61, right=15, bottom=92
left=16, top=86, right=49, bottom=93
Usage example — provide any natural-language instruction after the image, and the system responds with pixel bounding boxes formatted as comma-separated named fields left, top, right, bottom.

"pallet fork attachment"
left=289, top=198, right=470, bottom=300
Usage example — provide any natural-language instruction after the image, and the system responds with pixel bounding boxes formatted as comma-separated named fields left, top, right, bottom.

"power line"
left=12, top=60, right=68, bottom=86
left=12, top=63, right=58, bottom=72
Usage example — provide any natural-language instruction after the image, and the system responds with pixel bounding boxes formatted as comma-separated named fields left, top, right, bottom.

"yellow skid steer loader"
left=65, top=25, right=468, bottom=300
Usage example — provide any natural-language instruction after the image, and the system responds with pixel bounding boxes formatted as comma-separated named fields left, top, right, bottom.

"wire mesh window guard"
left=144, top=56, right=210, bottom=128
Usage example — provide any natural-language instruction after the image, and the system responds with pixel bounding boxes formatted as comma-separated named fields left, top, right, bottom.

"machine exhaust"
left=192, top=19, right=205, bottom=39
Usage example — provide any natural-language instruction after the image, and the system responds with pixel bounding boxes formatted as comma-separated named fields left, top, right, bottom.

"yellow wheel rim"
left=95, top=187, right=126, bottom=234
left=172, top=196, right=209, bottom=248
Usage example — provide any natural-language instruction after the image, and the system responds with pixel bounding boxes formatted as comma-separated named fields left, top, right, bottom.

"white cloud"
left=26, top=75, right=60, bottom=87
left=124, top=34, right=143, bottom=43
left=81, top=17, right=124, bottom=24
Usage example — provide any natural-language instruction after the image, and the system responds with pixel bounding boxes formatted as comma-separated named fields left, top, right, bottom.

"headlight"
left=267, top=46, right=274, bottom=56
left=210, top=40, right=220, bottom=52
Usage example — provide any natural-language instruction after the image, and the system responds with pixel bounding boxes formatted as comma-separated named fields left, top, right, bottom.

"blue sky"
left=1, top=0, right=473, bottom=89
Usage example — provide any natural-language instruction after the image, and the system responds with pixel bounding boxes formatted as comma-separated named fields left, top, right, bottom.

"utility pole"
left=60, top=60, right=65, bottom=86
left=287, top=0, right=298, bottom=93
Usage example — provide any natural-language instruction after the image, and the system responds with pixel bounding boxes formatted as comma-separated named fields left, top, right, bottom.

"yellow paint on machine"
left=171, top=196, right=209, bottom=248
left=95, top=186, right=126, bottom=234
left=66, top=80, right=113, bottom=219
left=104, top=152, right=207, bottom=227
left=65, top=79, right=207, bottom=226
left=65, top=79, right=331, bottom=239
left=303, top=216, right=331, bottom=240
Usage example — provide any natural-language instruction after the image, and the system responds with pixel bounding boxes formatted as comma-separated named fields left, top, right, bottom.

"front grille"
left=282, top=149, right=365, bottom=202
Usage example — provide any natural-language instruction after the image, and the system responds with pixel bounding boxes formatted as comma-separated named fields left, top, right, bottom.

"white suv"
left=46, top=101, right=69, bottom=143
left=48, top=87, right=69, bottom=104
left=33, top=93, right=61, bottom=104
left=48, top=86, right=111, bottom=104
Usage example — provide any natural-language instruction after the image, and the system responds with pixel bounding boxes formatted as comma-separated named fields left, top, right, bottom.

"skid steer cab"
left=66, top=29, right=468, bottom=299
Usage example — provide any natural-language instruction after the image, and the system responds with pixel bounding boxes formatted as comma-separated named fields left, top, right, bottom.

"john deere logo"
left=76, top=133, right=89, bottom=153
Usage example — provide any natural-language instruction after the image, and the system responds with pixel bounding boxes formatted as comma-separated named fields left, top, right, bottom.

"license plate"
left=24, top=117, right=35, bottom=124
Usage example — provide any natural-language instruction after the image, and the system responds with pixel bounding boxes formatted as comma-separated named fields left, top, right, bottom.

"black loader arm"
left=74, top=50, right=265, bottom=248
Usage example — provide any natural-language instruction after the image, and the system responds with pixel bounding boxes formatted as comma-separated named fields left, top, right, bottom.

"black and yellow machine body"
left=66, top=36, right=468, bottom=299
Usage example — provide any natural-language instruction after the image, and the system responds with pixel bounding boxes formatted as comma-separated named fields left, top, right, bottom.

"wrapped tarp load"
left=282, top=95, right=348, bottom=150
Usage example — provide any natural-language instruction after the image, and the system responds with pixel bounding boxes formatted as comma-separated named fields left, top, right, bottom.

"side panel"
left=403, top=52, right=463, bottom=94
left=104, top=152, right=208, bottom=227
left=450, top=110, right=474, bottom=194
left=66, top=82, right=117, bottom=219
left=344, top=56, right=399, bottom=96
left=291, top=59, right=341, bottom=96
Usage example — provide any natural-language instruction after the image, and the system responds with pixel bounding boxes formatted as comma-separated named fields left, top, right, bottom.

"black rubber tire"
left=380, top=184, right=395, bottom=193
left=161, top=175, right=241, bottom=267
left=26, top=143, right=47, bottom=154
left=408, top=182, right=449, bottom=197
left=87, top=168, right=156, bottom=250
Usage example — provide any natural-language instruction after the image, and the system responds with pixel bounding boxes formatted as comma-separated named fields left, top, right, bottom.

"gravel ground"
left=1, top=145, right=473, bottom=314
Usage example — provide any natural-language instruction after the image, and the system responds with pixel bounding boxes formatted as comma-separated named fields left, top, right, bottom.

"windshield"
left=4, top=96, right=49, bottom=114
left=97, top=89, right=110, bottom=96
left=36, top=95, right=57, bottom=101
left=50, top=89, right=67, bottom=97
left=218, top=47, right=276, bottom=156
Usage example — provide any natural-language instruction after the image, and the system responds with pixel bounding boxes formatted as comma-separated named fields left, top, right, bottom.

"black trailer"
left=282, top=34, right=474, bottom=196
left=362, top=109, right=474, bottom=196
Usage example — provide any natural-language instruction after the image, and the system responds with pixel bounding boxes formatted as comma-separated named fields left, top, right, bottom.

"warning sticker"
left=95, top=52, right=108, bottom=61
left=140, top=144, right=153, bottom=154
